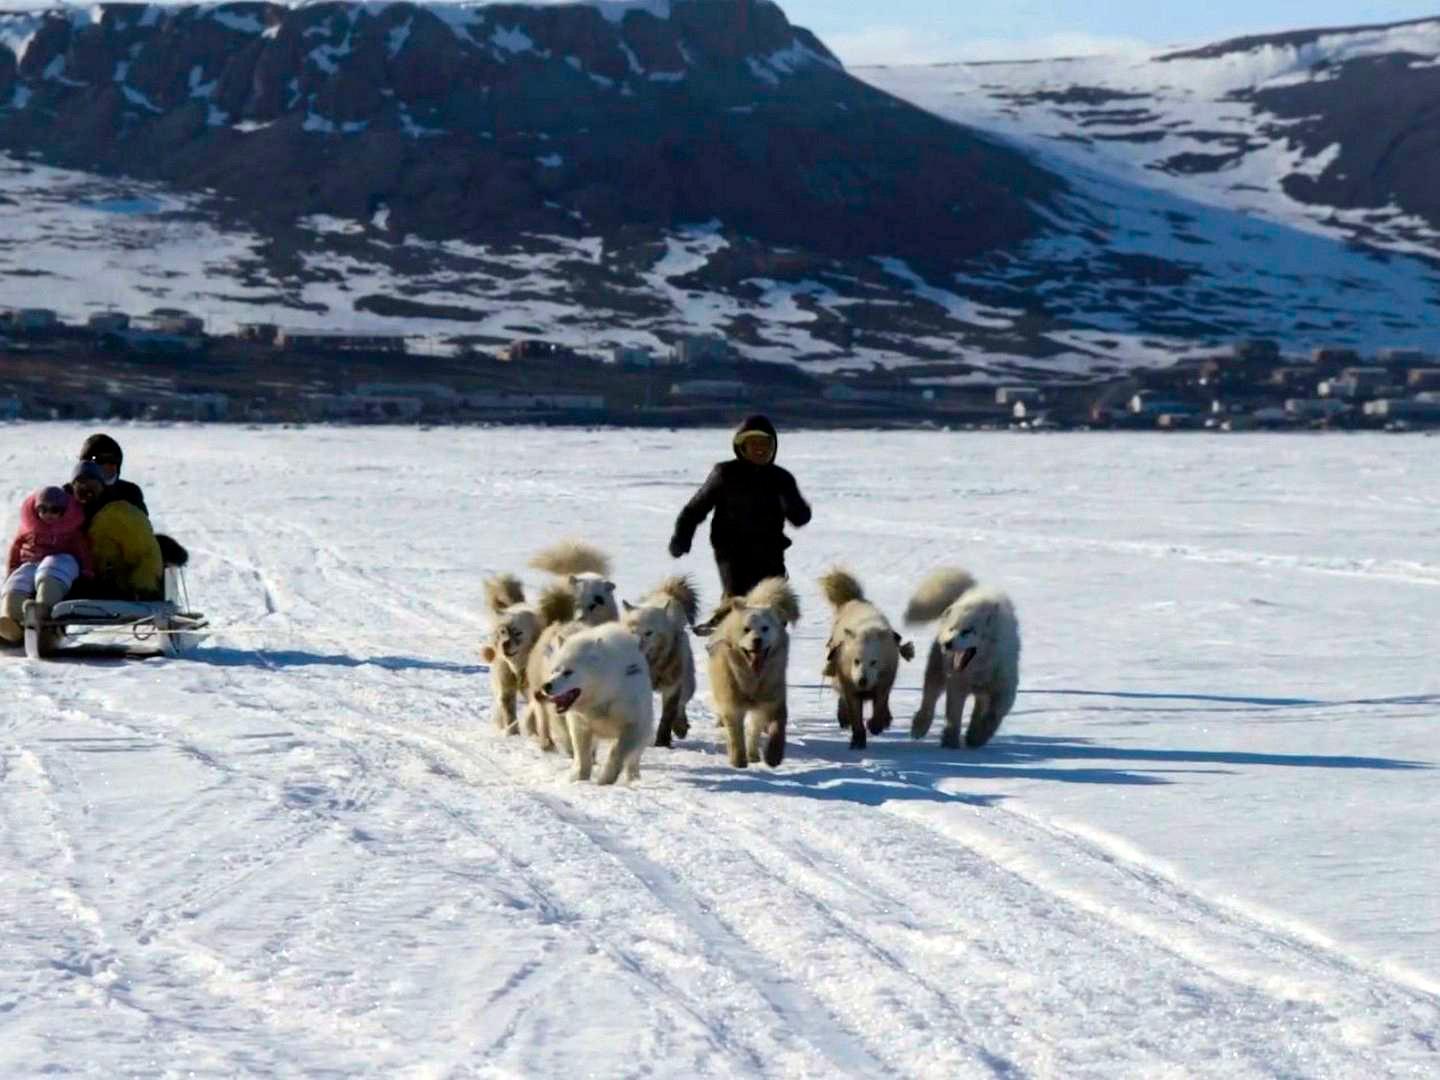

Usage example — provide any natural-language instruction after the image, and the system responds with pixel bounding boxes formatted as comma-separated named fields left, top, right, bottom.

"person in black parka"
left=668, top=415, right=811, bottom=601
left=77, top=433, right=148, bottom=517
left=71, top=432, right=189, bottom=570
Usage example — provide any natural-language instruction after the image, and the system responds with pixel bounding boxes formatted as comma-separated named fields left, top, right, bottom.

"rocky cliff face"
left=0, top=1, right=1056, bottom=261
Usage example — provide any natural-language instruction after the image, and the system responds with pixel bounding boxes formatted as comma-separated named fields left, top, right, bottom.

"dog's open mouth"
left=502, top=641, right=521, bottom=657
left=743, top=646, right=769, bottom=674
left=551, top=687, right=582, bottom=713
left=952, top=647, right=977, bottom=673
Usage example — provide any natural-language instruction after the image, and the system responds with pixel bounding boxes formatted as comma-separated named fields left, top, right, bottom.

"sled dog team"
left=480, top=540, right=1021, bottom=785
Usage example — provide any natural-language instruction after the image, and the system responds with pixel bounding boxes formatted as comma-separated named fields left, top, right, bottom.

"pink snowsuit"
left=7, top=492, right=93, bottom=578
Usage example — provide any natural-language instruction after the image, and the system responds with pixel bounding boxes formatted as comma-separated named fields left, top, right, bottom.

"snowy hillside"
left=862, top=19, right=1440, bottom=258
left=5, top=9, right=1440, bottom=377
left=857, top=17, right=1440, bottom=360
left=3, top=425, right=1438, bottom=1075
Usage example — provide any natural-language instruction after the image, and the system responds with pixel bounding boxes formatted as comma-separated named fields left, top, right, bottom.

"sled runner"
left=23, top=566, right=208, bottom=660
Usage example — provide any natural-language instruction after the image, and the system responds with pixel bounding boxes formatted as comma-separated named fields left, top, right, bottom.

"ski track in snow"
left=1, top=424, right=1437, bottom=1076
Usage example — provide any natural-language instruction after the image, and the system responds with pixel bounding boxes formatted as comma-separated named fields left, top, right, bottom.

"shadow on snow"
left=192, top=646, right=484, bottom=675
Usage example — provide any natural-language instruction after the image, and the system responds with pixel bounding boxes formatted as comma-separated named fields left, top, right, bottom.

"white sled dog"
left=537, top=623, right=655, bottom=784
left=819, top=568, right=915, bottom=751
left=529, top=539, right=619, bottom=626
left=479, top=574, right=574, bottom=736
left=904, top=568, right=1020, bottom=749
left=622, top=575, right=700, bottom=748
left=706, top=577, right=800, bottom=768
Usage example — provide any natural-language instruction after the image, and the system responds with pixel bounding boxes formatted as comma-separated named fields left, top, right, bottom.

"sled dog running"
left=904, top=567, right=1021, bottom=749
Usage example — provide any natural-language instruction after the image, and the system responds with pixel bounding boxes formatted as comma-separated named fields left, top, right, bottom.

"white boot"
left=0, top=590, right=25, bottom=645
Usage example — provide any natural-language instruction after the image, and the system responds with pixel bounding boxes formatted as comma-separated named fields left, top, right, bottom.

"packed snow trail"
left=2, top=425, right=1437, bottom=1077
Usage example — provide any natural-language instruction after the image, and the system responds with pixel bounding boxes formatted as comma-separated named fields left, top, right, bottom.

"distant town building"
left=671, top=334, right=730, bottom=366
left=0, top=307, right=59, bottom=332
left=504, top=339, right=573, bottom=363
left=1378, top=348, right=1428, bottom=367
left=995, top=386, right=1043, bottom=406
left=278, top=329, right=409, bottom=354
left=1129, top=391, right=1199, bottom=417
left=238, top=322, right=279, bottom=344
left=136, top=310, right=204, bottom=335
left=87, top=312, right=130, bottom=334
left=1311, top=347, right=1360, bottom=372
left=1406, top=368, right=1440, bottom=392
left=1363, top=399, right=1440, bottom=423
left=609, top=345, right=657, bottom=367
left=1320, top=368, right=1389, bottom=400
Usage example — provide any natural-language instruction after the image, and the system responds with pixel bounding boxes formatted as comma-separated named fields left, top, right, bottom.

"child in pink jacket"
left=1, top=486, right=93, bottom=645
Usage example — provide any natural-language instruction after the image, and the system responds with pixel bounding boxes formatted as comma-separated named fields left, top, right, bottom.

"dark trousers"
left=715, top=548, right=787, bottom=599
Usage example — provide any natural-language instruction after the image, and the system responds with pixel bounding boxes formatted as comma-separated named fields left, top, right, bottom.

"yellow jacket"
left=88, top=501, right=163, bottom=600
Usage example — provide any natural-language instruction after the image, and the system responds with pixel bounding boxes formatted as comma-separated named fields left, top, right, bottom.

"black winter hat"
left=80, top=432, right=124, bottom=466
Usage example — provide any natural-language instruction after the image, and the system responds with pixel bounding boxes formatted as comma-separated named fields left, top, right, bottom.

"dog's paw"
left=910, top=713, right=933, bottom=740
left=867, top=715, right=890, bottom=736
left=653, top=730, right=673, bottom=749
left=673, top=713, right=690, bottom=739
left=764, top=736, right=785, bottom=768
left=940, top=728, right=961, bottom=750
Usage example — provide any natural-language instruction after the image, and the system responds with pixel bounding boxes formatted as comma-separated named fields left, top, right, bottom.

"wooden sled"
left=24, top=567, right=208, bottom=661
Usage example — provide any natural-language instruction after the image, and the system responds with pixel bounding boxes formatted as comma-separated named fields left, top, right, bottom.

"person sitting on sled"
left=69, top=462, right=164, bottom=602
left=71, top=432, right=189, bottom=569
left=667, top=414, right=812, bottom=613
left=76, top=432, right=148, bottom=516
left=1, top=486, right=93, bottom=645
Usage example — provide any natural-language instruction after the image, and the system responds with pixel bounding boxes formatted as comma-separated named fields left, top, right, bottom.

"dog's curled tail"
left=657, top=574, right=700, bottom=625
left=904, top=568, right=978, bottom=625
left=484, top=573, right=525, bottom=615
left=746, top=577, right=801, bottom=625
left=529, top=539, right=613, bottom=578
left=818, top=567, right=864, bottom=610
left=537, top=581, right=578, bottom=626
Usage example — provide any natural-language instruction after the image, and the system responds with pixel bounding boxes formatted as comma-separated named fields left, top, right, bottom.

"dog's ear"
left=896, top=633, right=916, bottom=662
left=479, top=643, right=497, bottom=664
left=622, top=599, right=635, bottom=612
left=604, top=580, right=616, bottom=595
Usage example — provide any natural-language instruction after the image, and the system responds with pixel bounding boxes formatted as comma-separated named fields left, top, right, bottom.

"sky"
left=780, top=0, right=1440, bottom=65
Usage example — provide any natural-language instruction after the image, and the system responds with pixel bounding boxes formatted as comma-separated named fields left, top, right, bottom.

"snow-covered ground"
left=2, top=424, right=1437, bottom=1076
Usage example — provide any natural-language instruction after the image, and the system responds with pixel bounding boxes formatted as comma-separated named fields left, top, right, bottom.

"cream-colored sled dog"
left=537, top=623, right=655, bottom=784
left=530, top=539, right=619, bottom=625
left=706, top=577, right=800, bottom=768
left=819, top=568, right=915, bottom=751
left=479, top=574, right=573, bottom=736
left=524, top=540, right=621, bottom=754
left=622, top=575, right=700, bottom=748
left=904, top=568, right=1021, bottom=749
